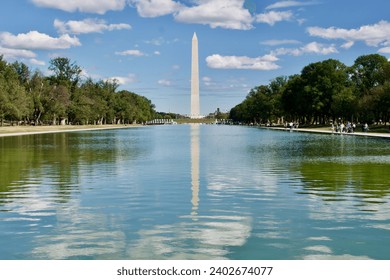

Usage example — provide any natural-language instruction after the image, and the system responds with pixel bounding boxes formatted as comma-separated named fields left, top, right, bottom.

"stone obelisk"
left=191, top=32, right=200, bottom=118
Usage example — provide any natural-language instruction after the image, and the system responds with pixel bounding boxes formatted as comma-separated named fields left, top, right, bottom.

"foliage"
left=0, top=56, right=156, bottom=126
left=48, top=57, right=82, bottom=90
left=230, top=54, right=390, bottom=125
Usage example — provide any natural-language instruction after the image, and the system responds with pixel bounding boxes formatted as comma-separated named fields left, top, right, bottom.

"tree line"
left=229, top=54, right=390, bottom=125
left=0, top=56, right=156, bottom=126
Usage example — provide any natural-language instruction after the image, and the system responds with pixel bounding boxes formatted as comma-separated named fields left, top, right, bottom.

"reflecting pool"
left=0, top=125, right=389, bottom=259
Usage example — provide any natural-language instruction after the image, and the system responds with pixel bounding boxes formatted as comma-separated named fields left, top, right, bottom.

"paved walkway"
left=0, top=125, right=138, bottom=138
left=268, top=126, right=390, bottom=139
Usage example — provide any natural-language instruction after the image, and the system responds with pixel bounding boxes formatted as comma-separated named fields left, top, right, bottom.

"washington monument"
left=191, top=32, right=200, bottom=118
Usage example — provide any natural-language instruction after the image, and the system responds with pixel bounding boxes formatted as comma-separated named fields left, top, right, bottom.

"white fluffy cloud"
left=115, top=50, right=145, bottom=56
left=108, top=74, right=137, bottom=85
left=341, top=41, right=355, bottom=49
left=378, top=47, right=390, bottom=54
left=0, top=47, right=36, bottom=59
left=206, top=54, right=280, bottom=70
left=31, top=0, right=126, bottom=14
left=158, top=79, right=172, bottom=86
left=0, top=47, right=45, bottom=65
left=273, top=42, right=338, bottom=56
left=266, top=1, right=316, bottom=10
left=31, top=0, right=310, bottom=31
left=29, top=58, right=46, bottom=66
left=54, top=19, right=131, bottom=34
left=202, top=76, right=215, bottom=86
left=300, top=42, right=338, bottom=55
left=261, top=39, right=301, bottom=46
left=256, top=10, right=293, bottom=26
left=130, top=0, right=183, bottom=17
left=174, top=0, right=254, bottom=30
left=307, top=20, right=390, bottom=49
left=0, top=31, right=81, bottom=50
left=129, top=0, right=302, bottom=29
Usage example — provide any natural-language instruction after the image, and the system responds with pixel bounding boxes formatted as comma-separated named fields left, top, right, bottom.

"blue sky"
left=1, top=0, right=389, bottom=115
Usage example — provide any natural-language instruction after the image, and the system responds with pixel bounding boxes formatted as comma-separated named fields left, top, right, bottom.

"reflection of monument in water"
left=190, top=33, right=201, bottom=119
left=191, top=124, right=200, bottom=217
left=128, top=125, right=252, bottom=259
left=189, top=34, right=201, bottom=212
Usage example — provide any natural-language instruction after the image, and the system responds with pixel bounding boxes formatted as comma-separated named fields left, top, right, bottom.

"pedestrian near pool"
left=346, top=122, right=351, bottom=133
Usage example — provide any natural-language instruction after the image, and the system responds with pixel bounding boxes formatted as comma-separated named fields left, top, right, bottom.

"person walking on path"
left=364, top=123, right=369, bottom=132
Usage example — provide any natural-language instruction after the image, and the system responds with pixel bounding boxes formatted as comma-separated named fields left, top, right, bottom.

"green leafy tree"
left=281, top=74, right=306, bottom=122
left=350, top=54, right=388, bottom=95
left=331, top=87, right=357, bottom=121
left=0, top=76, right=8, bottom=125
left=350, top=54, right=389, bottom=122
left=12, top=61, right=31, bottom=85
left=48, top=57, right=82, bottom=90
left=28, top=71, right=49, bottom=124
left=69, top=79, right=102, bottom=124
left=230, top=85, right=274, bottom=124
left=300, top=59, right=350, bottom=123
left=230, top=54, right=390, bottom=125
left=43, top=85, right=70, bottom=125
left=0, top=56, right=156, bottom=125
left=0, top=56, right=31, bottom=124
left=269, top=76, right=288, bottom=123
